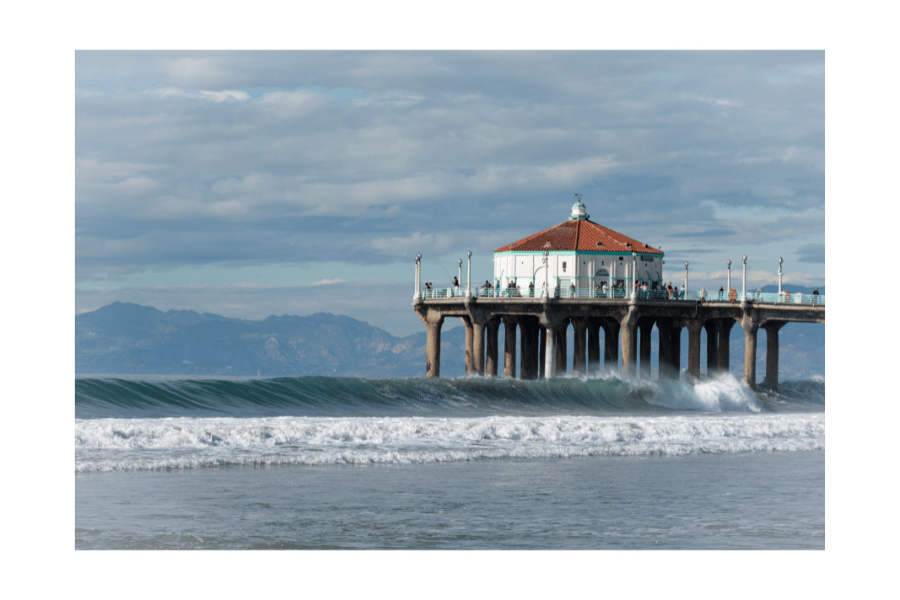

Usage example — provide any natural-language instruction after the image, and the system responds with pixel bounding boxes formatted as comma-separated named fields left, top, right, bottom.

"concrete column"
left=741, top=316, right=759, bottom=389
left=572, top=319, right=587, bottom=376
left=544, top=325, right=557, bottom=378
left=763, top=322, right=785, bottom=390
left=424, top=316, right=444, bottom=378
left=554, top=323, right=567, bottom=376
left=620, top=310, right=638, bottom=378
left=718, top=319, right=734, bottom=373
left=485, top=318, right=500, bottom=377
left=529, top=320, right=541, bottom=379
left=473, top=321, right=486, bottom=376
left=704, top=320, right=718, bottom=375
left=538, top=326, right=546, bottom=378
left=519, top=319, right=534, bottom=380
left=670, top=322, right=683, bottom=381
left=657, top=321, right=673, bottom=379
left=603, top=320, right=620, bottom=370
left=687, top=320, right=703, bottom=380
left=463, top=317, right=474, bottom=376
left=639, top=318, right=654, bottom=379
left=503, top=316, right=518, bottom=378
left=587, top=320, right=601, bottom=376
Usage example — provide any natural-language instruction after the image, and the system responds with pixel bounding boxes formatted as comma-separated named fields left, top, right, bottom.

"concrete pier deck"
left=414, top=294, right=824, bottom=390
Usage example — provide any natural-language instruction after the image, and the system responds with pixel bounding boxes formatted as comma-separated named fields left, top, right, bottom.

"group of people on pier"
left=425, top=277, right=696, bottom=299
left=421, top=277, right=823, bottom=306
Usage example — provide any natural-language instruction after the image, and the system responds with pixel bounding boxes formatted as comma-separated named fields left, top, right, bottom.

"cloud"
left=370, top=232, right=457, bottom=257
left=74, top=51, right=824, bottom=325
left=200, top=90, right=250, bottom=102
left=151, top=87, right=250, bottom=102
left=797, top=243, right=825, bottom=263
left=166, top=57, right=234, bottom=88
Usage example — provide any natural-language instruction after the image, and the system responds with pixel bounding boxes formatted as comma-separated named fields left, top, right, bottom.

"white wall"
left=494, top=252, right=665, bottom=292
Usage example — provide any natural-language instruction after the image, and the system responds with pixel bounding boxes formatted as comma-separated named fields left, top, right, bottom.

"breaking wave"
left=75, top=373, right=824, bottom=420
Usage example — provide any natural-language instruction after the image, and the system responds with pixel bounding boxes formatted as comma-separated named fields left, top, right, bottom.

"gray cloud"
left=75, top=51, right=824, bottom=327
left=797, top=243, right=825, bottom=263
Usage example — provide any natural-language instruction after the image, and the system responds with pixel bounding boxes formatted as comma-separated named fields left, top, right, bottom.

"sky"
left=75, top=50, right=825, bottom=337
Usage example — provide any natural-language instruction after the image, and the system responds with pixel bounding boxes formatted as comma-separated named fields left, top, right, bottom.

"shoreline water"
left=76, top=450, right=825, bottom=550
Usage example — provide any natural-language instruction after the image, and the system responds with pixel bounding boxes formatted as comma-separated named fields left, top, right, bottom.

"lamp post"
left=778, top=257, right=783, bottom=295
left=727, top=259, right=732, bottom=297
left=685, top=261, right=689, bottom=298
left=631, top=252, right=637, bottom=299
left=542, top=250, right=549, bottom=298
left=466, top=251, right=472, bottom=297
left=742, top=255, right=747, bottom=304
left=590, top=258, right=595, bottom=296
left=457, top=259, right=462, bottom=296
left=414, top=254, right=422, bottom=299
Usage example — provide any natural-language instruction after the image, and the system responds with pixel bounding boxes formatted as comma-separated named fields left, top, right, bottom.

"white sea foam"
left=75, top=413, right=825, bottom=472
left=668, top=372, right=762, bottom=412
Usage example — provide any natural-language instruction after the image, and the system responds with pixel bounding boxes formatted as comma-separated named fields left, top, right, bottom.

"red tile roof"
left=494, top=219, right=663, bottom=255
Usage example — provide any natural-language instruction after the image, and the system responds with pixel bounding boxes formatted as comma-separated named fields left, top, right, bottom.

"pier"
left=412, top=198, right=824, bottom=390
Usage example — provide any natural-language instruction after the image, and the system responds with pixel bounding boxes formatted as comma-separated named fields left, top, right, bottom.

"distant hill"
left=77, top=302, right=466, bottom=377
left=76, top=301, right=824, bottom=379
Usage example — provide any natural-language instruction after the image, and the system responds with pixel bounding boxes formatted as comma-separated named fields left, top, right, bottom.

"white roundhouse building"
left=492, top=199, right=665, bottom=295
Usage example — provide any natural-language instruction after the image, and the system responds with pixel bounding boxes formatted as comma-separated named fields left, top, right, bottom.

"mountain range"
left=76, top=293, right=824, bottom=380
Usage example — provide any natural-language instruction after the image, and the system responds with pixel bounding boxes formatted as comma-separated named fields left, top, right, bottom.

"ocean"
left=75, top=373, right=825, bottom=550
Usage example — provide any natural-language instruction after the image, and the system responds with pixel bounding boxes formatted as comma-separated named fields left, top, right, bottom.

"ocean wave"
left=75, top=373, right=824, bottom=419
left=75, top=413, right=825, bottom=472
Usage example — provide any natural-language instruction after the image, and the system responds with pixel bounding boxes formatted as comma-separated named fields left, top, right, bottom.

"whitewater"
left=75, top=372, right=825, bottom=549
left=75, top=373, right=824, bottom=473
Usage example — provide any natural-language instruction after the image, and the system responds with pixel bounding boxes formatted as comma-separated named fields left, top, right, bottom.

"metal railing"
left=420, top=287, right=824, bottom=305
left=737, top=291, right=825, bottom=305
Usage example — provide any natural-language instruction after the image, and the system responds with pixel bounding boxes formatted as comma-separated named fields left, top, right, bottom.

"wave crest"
left=75, top=374, right=824, bottom=419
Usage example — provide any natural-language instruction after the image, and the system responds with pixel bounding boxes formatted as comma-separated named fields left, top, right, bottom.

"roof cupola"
left=569, top=193, right=589, bottom=220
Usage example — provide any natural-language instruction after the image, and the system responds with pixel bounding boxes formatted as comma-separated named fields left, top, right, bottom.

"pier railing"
left=421, top=287, right=824, bottom=305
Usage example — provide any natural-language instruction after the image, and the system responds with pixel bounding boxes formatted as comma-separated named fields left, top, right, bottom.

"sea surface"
left=75, top=373, right=825, bottom=550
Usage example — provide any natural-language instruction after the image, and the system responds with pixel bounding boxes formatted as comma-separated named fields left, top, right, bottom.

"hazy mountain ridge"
left=76, top=301, right=823, bottom=379
left=76, top=302, right=469, bottom=377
